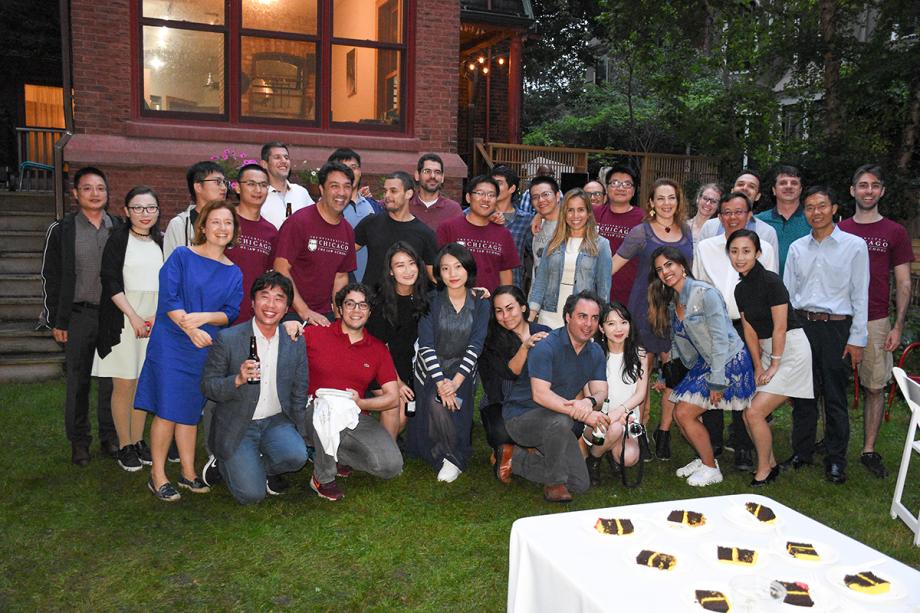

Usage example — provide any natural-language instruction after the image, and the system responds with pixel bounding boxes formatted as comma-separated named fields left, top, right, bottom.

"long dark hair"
left=376, top=241, right=429, bottom=327
left=647, top=245, right=693, bottom=337
left=596, top=301, right=644, bottom=384
left=434, top=242, right=477, bottom=288
left=486, top=285, right=530, bottom=361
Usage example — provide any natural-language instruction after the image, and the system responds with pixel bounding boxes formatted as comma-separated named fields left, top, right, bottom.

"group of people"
left=41, top=144, right=914, bottom=504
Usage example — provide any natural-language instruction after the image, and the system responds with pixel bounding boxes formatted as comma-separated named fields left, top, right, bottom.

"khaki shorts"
left=859, top=318, right=893, bottom=390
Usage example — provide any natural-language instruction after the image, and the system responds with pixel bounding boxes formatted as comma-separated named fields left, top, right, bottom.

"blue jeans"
left=219, top=413, right=307, bottom=505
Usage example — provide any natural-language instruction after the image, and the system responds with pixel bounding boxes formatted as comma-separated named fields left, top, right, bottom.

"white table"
left=508, top=494, right=920, bottom=612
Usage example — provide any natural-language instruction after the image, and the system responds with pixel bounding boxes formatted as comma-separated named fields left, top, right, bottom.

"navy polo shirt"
left=502, top=326, right=606, bottom=420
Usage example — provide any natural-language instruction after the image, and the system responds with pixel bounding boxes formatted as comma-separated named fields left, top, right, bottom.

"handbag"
left=661, top=359, right=689, bottom=389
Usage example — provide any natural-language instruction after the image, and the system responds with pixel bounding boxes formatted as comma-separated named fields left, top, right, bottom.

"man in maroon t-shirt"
left=226, top=164, right=278, bottom=324
left=436, top=175, right=520, bottom=291
left=838, top=164, right=915, bottom=479
left=304, top=283, right=403, bottom=501
left=409, top=153, right=463, bottom=232
left=274, top=162, right=356, bottom=326
left=592, top=164, right=644, bottom=304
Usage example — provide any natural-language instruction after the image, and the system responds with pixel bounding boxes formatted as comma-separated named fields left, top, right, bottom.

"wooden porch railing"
left=472, top=141, right=720, bottom=205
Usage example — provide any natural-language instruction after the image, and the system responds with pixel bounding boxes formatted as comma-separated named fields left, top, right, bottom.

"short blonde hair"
left=192, top=200, right=239, bottom=247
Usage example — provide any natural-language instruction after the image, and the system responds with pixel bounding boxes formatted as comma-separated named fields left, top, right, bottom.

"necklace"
left=130, top=227, right=151, bottom=239
left=656, top=219, right=674, bottom=233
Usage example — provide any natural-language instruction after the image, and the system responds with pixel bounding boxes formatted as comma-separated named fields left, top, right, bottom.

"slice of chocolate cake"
left=667, top=509, right=706, bottom=526
left=694, top=589, right=731, bottom=612
left=843, top=571, right=890, bottom=594
left=594, top=517, right=634, bottom=535
left=744, top=502, right=776, bottom=523
left=636, top=549, right=676, bottom=570
left=786, top=542, right=820, bottom=561
left=716, top=546, right=757, bottom=566
left=777, top=581, right=814, bottom=607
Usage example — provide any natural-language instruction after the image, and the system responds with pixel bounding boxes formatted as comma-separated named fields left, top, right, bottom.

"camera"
left=626, top=408, right=645, bottom=439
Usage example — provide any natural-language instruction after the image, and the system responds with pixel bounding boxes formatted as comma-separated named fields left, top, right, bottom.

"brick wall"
left=66, top=0, right=465, bottom=220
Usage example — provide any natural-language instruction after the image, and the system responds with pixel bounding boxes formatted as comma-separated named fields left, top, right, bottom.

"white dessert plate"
left=723, top=502, right=783, bottom=532
left=824, top=563, right=906, bottom=604
left=770, top=536, right=839, bottom=566
left=697, top=539, right=770, bottom=574
left=660, top=508, right=714, bottom=535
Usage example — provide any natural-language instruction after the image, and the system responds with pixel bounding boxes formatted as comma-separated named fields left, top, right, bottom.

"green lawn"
left=1, top=380, right=918, bottom=611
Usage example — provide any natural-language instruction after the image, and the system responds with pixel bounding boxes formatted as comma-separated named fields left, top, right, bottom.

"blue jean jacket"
left=669, top=277, right=745, bottom=390
left=528, top=236, right=612, bottom=313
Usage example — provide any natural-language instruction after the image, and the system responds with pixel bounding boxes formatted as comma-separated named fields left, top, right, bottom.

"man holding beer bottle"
left=201, top=272, right=309, bottom=505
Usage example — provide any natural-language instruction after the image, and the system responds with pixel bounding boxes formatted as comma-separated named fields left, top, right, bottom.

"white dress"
left=93, top=235, right=163, bottom=379
left=606, top=351, right=639, bottom=409
left=538, top=237, right=582, bottom=330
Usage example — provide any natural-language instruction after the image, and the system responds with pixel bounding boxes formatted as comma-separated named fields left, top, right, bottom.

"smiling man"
left=201, top=272, right=308, bottom=505
left=259, top=141, right=314, bottom=230
left=164, top=161, right=227, bottom=257
left=497, top=290, right=610, bottom=502
left=838, top=164, right=914, bottom=478
left=436, top=175, right=520, bottom=292
left=303, top=283, right=403, bottom=501
left=409, top=153, right=462, bottom=232
left=783, top=186, right=869, bottom=485
left=41, top=166, right=121, bottom=466
left=698, top=170, right=780, bottom=257
left=353, top=170, right=437, bottom=291
left=274, top=162, right=357, bottom=327
left=593, top=164, right=644, bottom=304
left=756, top=165, right=811, bottom=276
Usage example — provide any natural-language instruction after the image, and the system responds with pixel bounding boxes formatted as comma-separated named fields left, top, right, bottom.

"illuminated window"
left=138, top=0, right=407, bottom=130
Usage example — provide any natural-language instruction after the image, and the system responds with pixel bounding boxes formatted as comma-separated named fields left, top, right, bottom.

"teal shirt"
left=755, top=205, right=811, bottom=277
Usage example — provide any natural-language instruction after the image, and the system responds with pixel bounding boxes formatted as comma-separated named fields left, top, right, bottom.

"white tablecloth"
left=508, top=494, right=920, bottom=612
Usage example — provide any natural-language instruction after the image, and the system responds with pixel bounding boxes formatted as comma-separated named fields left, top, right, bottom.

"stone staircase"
left=0, top=192, right=64, bottom=383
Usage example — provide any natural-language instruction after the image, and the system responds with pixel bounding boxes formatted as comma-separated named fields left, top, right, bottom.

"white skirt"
left=756, top=328, right=814, bottom=399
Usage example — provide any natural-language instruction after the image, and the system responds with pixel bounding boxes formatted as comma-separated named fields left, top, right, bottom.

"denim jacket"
left=669, top=277, right=745, bottom=390
left=528, top=236, right=612, bottom=313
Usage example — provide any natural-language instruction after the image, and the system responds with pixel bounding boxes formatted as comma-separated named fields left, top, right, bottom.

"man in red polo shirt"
left=436, top=175, right=519, bottom=291
left=304, top=283, right=403, bottom=501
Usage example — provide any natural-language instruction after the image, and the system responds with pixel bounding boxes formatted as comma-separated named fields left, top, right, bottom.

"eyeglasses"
left=342, top=300, right=370, bottom=312
left=200, top=178, right=229, bottom=188
left=240, top=181, right=269, bottom=189
left=532, top=190, right=556, bottom=202
left=78, top=185, right=107, bottom=194
left=127, top=205, right=159, bottom=214
left=720, top=209, right=748, bottom=217
left=699, top=196, right=720, bottom=205
left=420, top=168, right=443, bottom=176
left=470, top=190, right=497, bottom=200
left=608, top=180, right=634, bottom=189
left=585, top=191, right=605, bottom=198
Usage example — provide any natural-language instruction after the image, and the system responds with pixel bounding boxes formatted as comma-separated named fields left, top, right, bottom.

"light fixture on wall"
left=204, top=71, right=221, bottom=89
left=251, top=78, right=274, bottom=100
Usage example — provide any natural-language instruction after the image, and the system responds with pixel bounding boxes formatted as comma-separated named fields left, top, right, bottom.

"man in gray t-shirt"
left=527, top=176, right=562, bottom=275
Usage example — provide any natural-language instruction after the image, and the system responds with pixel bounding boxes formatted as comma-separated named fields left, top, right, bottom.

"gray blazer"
left=201, top=321, right=309, bottom=461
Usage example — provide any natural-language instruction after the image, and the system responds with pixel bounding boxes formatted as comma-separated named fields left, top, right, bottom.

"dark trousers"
left=64, top=305, right=114, bottom=446
left=702, top=319, right=753, bottom=453
left=505, top=409, right=589, bottom=493
left=791, top=318, right=852, bottom=468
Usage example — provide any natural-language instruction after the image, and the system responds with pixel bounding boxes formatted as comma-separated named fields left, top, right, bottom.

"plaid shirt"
left=503, top=206, right=534, bottom=288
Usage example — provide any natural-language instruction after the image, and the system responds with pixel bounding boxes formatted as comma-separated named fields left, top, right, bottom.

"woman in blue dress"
left=647, top=246, right=755, bottom=488
left=410, top=243, right=490, bottom=483
left=610, top=178, right=694, bottom=460
left=136, top=200, right=243, bottom=501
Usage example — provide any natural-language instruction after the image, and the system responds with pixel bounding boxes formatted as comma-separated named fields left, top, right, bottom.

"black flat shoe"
left=750, top=465, right=779, bottom=487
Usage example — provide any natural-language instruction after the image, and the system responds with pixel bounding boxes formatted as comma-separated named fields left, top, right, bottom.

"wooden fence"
left=473, top=141, right=720, bottom=205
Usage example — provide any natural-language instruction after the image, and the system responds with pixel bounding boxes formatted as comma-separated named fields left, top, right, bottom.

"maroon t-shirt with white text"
left=839, top=216, right=914, bottom=321
left=594, top=204, right=645, bottom=304
left=225, top=215, right=278, bottom=324
left=436, top=215, right=520, bottom=291
left=275, top=205, right=356, bottom=314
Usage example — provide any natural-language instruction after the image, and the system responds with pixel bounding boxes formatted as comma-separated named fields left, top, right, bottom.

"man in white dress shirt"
left=259, top=141, right=314, bottom=230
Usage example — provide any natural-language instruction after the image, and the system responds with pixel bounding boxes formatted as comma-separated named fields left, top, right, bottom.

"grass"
left=1, top=379, right=918, bottom=611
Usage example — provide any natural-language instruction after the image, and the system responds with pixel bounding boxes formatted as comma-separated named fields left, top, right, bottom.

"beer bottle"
left=589, top=399, right=610, bottom=446
left=247, top=335, right=261, bottom=384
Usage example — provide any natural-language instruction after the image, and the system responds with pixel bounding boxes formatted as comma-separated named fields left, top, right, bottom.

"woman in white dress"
left=528, top=188, right=612, bottom=329
left=584, top=302, right=650, bottom=484
left=94, top=186, right=164, bottom=472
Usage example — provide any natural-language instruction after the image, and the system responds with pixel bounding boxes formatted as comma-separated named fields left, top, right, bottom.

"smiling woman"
left=134, top=200, right=244, bottom=502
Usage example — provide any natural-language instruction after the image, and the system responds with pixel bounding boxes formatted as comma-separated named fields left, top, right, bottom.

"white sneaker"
left=437, top=459, right=462, bottom=483
left=687, top=462, right=723, bottom=487
left=676, top=458, right=703, bottom=478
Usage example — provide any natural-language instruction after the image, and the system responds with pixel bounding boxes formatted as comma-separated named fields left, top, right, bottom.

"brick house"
left=58, top=0, right=532, bottom=217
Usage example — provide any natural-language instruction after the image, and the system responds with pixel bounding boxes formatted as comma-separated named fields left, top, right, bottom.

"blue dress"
left=670, top=317, right=755, bottom=412
left=136, top=247, right=242, bottom=425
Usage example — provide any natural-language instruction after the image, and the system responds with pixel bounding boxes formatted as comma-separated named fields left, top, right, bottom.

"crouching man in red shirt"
left=304, top=282, right=403, bottom=500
